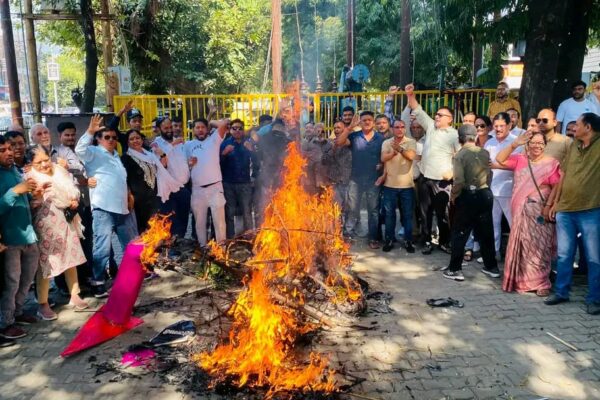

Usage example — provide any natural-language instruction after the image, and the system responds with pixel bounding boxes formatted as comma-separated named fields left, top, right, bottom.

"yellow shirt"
left=381, top=136, right=416, bottom=189
left=487, top=98, right=522, bottom=127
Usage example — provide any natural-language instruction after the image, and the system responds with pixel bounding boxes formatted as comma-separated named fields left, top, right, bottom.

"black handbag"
left=63, top=208, right=78, bottom=223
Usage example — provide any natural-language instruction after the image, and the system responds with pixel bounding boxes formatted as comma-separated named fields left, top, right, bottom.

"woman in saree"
left=26, top=145, right=88, bottom=320
left=496, top=131, right=561, bottom=296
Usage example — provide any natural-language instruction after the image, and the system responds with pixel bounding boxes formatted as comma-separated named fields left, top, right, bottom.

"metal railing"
left=114, top=89, right=499, bottom=137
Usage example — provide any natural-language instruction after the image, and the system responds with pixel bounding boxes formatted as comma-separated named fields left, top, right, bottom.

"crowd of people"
left=0, top=80, right=598, bottom=347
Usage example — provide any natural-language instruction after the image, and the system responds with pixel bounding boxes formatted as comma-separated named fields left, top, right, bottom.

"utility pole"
left=399, top=0, right=412, bottom=86
left=346, top=0, right=354, bottom=67
left=23, top=0, right=41, bottom=122
left=0, top=0, right=23, bottom=126
left=100, top=0, right=114, bottom=111
left=271, top=0, right=282, bottom=94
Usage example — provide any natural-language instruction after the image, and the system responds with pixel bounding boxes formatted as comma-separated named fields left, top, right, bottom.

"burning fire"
left=139, top=214, right=172, bottom=268
left=197, top=143, right=362, bottom=397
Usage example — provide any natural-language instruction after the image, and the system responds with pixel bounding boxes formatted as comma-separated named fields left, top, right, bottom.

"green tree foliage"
left=116, top=0, right=270, bottom=93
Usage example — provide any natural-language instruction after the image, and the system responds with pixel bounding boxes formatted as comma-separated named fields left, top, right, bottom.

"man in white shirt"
left=405, top=84, right=460, bottom=255
left=484, top=112, right=518, bottom=256
left=185, top=118, right=229, bottom=246
left=153, top=116, right=191, bottom=239
left=507, top=108, right=526, bottom=136
left=556, top=80, right=600, bottom=134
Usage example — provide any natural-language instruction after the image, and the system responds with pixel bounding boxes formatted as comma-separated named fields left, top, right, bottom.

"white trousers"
left=492, top=196, right=512, bottom=252
left=191, top=182, right=226, bottom=246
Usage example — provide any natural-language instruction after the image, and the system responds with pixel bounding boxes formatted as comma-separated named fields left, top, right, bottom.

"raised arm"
left=405, top=84, right=434, bottom=132
left=334, top=114, right=360, bottom=147
left=496, top=131, right=530, bottom=166
left=76, top=114, right=104, bottom=162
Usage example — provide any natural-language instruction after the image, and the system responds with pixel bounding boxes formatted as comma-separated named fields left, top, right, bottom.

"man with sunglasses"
left=487, top=82, right=522, bottom=127
left=556, top=80, right=600, bottom=134
left=404, top=84, right=460, bottom=255
left=536, top=109, right=571, bottom=165
left=76, top=115, right=138, bottom=298
left=220, top=119, right=257, bottom=239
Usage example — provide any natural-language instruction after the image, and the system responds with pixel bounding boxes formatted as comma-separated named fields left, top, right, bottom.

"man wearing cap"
left=443, top=125, right=498, bottom=281
left=106, top=100, right=144, bottom=152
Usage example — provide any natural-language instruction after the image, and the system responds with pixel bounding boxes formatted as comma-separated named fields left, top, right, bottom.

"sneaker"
left=544, top=294, right=569, bottom=306
left=586, top=303, right=600, bottom=315
left=91, top=284, right=109, bottom=299
left=0, top=325, right=26, bottom=339
left=481, top=267, right=501, bottom=278
left=0, top=337, right=15, bottom=348
left=382, top=240, right=394, bottom=252
left=37, top=308, right=58, bottom=321
left=443, top=270, right=465, bottom=281
left=422, top=242, right=433, bottom=255
left=405, top=241, right=415, bottom=253
left=15, top=314, right=38, bottom=325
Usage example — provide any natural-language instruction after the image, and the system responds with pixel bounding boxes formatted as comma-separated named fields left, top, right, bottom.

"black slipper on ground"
left=426, top=297, right=464, bottom=308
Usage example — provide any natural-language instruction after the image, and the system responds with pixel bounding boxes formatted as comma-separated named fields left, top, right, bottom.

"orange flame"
left=139, top=214, right=172, bottom=268
left=198, top=143, right=362, bottom=396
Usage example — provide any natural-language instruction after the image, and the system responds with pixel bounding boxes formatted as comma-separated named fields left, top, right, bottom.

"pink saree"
left=502, top=154, right=561, bottom=293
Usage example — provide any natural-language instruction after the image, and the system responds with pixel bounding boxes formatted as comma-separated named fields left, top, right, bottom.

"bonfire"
left=195, top=142, right=363, bottom=398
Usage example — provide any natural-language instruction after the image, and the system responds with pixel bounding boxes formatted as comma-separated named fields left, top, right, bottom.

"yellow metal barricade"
left=114, top=89, right=498, bottom=137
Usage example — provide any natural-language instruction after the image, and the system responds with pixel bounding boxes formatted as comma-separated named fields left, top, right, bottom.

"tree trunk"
left=519, top=0, right=570, bottom=123
left=79, top=0, right=98, bottom=113
left=399, top=0, right=411, bottom=86
left=0, top=0, right=23, bottom=126
left=551, top=0, right=592, bottom=110
left=346, top=0, right=354, bottom=67
left=471, top=13, right=483, bottom=86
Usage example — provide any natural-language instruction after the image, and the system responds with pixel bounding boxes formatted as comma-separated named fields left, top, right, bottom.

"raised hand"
left=222, top=144, right=235, bottom=155
left=515, top=130, right=533, bottom=147
left=87, top=114, right=105, bottom=135
left=349, top=114, right=360, bottom=131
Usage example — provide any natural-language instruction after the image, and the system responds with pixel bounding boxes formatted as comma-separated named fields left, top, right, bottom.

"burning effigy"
left=194, top=142, right=364, bottom=398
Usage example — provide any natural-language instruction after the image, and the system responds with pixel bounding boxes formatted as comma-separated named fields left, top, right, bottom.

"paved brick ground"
left=0, top=241, right=598, bottom=400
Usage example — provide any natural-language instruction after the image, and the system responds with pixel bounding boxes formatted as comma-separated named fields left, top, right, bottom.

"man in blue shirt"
left=76, top=115, right=138, bottom=298
left=220, top=119, right=258, bottom=238
left=0, top=136, right=40, bottom=340
left=335, top=111, right=385, bottom=248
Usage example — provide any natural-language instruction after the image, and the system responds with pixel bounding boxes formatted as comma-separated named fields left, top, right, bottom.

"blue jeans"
left=159, top=187, right=191, bottom=238
left=382, top=186, right=414, bottom=242
left=91, top=209, right=138, bottom=284
left=554, top=208, right=600, bottom=304
left=346, top=180, right=381, bottom=241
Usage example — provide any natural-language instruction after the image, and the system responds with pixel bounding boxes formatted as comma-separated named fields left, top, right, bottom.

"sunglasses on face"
left=475, top=124, right=486, bottom=129
left=103, top=135, right=118, bottom=141
left=536, top=118, right=549, bottom=124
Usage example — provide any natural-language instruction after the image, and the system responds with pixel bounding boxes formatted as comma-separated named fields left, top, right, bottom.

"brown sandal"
left=536, top=289, right=550, bottom=297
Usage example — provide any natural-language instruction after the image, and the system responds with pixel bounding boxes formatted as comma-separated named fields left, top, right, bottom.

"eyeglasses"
left=529, top=141, right=545, bottom=146
left=103, top=135, right=118, bottom=141
left=435, top=112, right=452, bottom=118
left=475, top=124, right=487, bottom=129
left=536, top=118, right=549, bottom=124
left=231, top=126, right=243, bottom=131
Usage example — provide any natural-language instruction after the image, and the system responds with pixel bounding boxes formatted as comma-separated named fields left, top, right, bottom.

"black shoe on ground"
left=15, top=314, right=38, bottom=325
left=586, top=303, right=600, bottom=315
left=422, top=242, right=433, bottom=255
left=443, top=270, right=464, bottom=281
left=382, top=240, right=394, bottom=252
left=91, top=284, right=109, bottom=299
left=481, top=266, right=501, bottom=278
left=405, top=241, right=415, bottom=253
left=544, top=294, right=569, bottom=305
left=0, top=336, right=15, bottom=348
